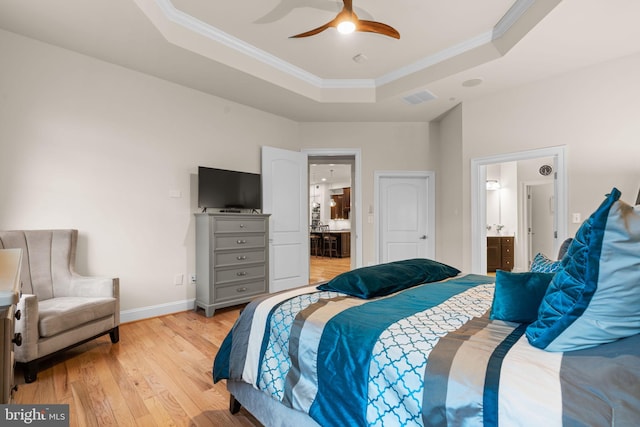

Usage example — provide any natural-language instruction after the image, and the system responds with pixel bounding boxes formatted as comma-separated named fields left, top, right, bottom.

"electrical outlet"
left=190, top=274, right=197, bottom=284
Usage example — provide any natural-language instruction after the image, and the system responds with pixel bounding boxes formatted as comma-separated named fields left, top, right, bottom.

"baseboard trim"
left=120, top=299, right=196, bottom=324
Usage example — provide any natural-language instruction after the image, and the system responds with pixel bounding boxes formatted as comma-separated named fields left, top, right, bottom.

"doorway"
left=305, top=149, right=361, bottom=282
left=485, top=158, right=556, bottom=272
left=471, top=146, right=567, bottom=274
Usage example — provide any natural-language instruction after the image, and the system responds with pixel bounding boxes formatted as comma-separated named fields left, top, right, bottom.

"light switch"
left=572, top=213, right=582, bottom=224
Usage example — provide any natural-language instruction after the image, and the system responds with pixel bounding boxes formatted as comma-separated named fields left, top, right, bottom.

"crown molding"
left=139, top=0, right=546, bottom=102
left=493, top=0, right=535, bottom=39
left=154, top=0, right=323, bottom=87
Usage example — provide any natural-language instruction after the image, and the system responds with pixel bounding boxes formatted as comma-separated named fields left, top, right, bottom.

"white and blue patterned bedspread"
left=213, top=274, right=640, bottom=426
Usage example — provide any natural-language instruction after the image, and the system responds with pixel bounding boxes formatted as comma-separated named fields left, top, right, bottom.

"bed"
left=213, top=188, right=640, bottom=426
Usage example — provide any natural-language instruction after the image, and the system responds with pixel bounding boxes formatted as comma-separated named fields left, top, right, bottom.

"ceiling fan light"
left=337, top=20, right=356, bottom=34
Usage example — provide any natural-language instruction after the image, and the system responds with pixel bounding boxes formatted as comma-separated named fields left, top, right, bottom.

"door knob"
left=419, top=235, right=427, bottom=240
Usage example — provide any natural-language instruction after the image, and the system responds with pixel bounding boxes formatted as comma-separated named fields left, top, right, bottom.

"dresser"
left=487, top=236, right=514, bottom=272
left=195, top=213, right=270, bottom=317
left=0, top=249, right=22, bottom=403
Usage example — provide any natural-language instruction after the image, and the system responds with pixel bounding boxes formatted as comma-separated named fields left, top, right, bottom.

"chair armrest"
left=14, top=294, right=39, bottom=363
left=69, top=274, right=118, bottom=298
left=69, top=275, right=120, bottom=326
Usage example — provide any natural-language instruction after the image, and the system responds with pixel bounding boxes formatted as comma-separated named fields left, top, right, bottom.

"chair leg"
left=24, top=361, right=38, bottom=383
left=109, top=326, right=120, bottom=344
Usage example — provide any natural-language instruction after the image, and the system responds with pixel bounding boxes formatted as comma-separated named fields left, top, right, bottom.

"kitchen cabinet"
left=330, top=187, right=351, bottom=220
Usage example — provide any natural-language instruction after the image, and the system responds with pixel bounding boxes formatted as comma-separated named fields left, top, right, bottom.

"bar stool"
left=320, top=225, right=338, bottom=258
left=309, top=229, right=321, bottom=257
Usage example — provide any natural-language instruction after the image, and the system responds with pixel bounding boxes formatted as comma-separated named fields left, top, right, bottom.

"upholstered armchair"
left=0, top=230, right=119, bottom=383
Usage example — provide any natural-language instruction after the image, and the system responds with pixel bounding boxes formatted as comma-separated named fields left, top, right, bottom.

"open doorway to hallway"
left=309, top=156, right=354, bottom=282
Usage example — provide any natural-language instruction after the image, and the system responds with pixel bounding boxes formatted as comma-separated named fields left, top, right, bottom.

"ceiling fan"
left=290, top=0, right=400, bottom=39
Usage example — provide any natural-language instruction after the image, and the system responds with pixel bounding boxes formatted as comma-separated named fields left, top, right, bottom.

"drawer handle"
left=236, top=256, right=247, bottom=260
left=13, top=333, right=22, bottom=347
left=236, top=239, right=247, bottom=244
left=236, top=287, right=248, bottom=293
left=15, top=309, right=21, bottom=320
left=236, top=272, right=248, bottom=277
left=239, top=223, right=245, bottom=228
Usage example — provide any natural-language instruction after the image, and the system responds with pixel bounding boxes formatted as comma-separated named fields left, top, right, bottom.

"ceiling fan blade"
left=289, top=21, right=335, bottom=38
left=343, top=0, right=353, bottom=13
left=356, top=20, right=400, bottom=39
left=289, top=1, right=399, bottom=40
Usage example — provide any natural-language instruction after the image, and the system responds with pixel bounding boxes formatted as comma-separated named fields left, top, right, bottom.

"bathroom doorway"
left=471, top=146, right=568, bottom=274
left=485, top=158, right=555, bottom=272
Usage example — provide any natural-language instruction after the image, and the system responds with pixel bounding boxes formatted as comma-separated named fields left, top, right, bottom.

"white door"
left=527, top=183, right=555, bottom=264
left=262, top=146, right=309, bottom=293
left=377, top=172, right=435, bottom=263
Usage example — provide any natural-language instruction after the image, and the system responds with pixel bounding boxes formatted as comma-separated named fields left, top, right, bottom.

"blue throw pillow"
left=526, top=188, right=640, bottom=351
left=490, top=271, right=555, bottom=323
left=557, top=237, right=573, bottom=259
left=530, top=253, right=562, bottom=273
left=317, top=258, right=460, bottom=299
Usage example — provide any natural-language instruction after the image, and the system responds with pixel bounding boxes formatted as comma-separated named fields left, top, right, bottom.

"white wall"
left=498, top=162, right=518, bottom=237
left=299, top=122, right=436, bottom=267
left=485, top=162, right=518, bottom=237
left=0, top=30, right=299, bottom=318
left=447, top=52, right=640, bottom=272
left=0, top=30, right=436, bottom=318
left=485, top=165, right=500, bottom=228
left=432, top=104, right=464, bottom=269
left=4, top=28, right=640, bottom=318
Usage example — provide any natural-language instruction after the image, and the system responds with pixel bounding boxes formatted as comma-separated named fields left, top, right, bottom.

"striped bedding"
left=213, top=274, right=640, bottom=426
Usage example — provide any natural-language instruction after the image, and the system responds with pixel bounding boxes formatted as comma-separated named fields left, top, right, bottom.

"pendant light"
left=329, top=169, right=337, bottom=207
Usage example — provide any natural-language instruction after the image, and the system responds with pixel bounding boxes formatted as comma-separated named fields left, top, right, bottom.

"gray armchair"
left=0, top=230, right=119, bottom=383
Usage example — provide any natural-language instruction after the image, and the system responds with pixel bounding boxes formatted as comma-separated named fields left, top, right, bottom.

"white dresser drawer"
left=213, top=218, right=266, bottom=234
left=214, top=250, right=266, bottom=268
left=215, top=280, right=267, bottom=303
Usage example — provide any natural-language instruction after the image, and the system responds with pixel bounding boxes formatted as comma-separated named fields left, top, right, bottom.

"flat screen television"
left=198, top=166, right=261, bottom=211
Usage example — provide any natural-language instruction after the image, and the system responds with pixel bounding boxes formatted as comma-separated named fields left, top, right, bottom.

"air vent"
left=402, top=90, right=437, bottom=105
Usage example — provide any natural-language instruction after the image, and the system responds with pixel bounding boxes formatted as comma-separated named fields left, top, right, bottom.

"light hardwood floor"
left=13, top=307, right=261, bottom=426
left=12, top=256, right=350, bottom=426
left=309, top=255, right=350, bottom=284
